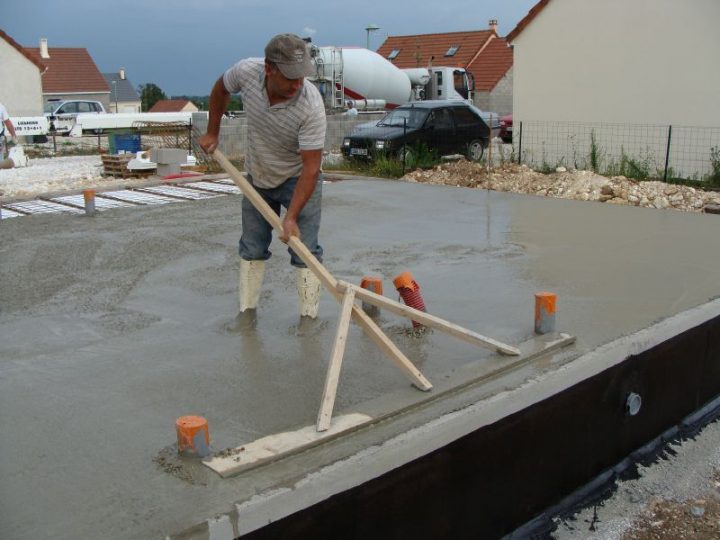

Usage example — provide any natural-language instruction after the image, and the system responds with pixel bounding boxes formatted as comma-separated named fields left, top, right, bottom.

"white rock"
left=654, top=197, right=669, bottom=209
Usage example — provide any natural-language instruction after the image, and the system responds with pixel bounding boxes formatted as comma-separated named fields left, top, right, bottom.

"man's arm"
left=198, top=76, right=231, bottom=154
left=280, top=148, right=323, bottom=243
left=4, top=119, right=16, bottom=140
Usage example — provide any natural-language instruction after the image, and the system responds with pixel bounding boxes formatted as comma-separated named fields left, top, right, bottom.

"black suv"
left=342, top=100, right=491, bottom=162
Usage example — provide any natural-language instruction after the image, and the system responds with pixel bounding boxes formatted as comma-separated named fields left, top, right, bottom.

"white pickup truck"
left=44, top=99, right=107, bottom=134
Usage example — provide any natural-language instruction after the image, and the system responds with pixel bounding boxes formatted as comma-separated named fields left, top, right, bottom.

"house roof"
left=467, top=37, right=513, bottom=91
left=102, top=73, right=139, bottom=102
left=149, top=99, right=194, bottom=112
left=376, top=30, right=496, bottom=70
left=24, top=47, right=109, bottom=94
left=376, top=29, right=513, bottom=92
left=0, top=28, right=46, bottom=72
left=507, top=0, right=551, bottom=43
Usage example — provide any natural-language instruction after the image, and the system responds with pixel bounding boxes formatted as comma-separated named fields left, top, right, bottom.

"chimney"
left=40, top=38, right=50, bottom=59
left=119, top=67, right=126, bottom=80
left=488, top=19, right=498, bottom=34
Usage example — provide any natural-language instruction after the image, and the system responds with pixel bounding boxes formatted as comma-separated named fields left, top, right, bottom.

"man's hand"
left=280, top=216, right=300, bottom=244
left=198, top=133, right=219, bottom=154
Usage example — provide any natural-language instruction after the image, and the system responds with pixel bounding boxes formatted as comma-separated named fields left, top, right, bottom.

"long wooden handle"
left=212, top=150, right=338, bottom=292
left=211, top=150, right=433, bottom=392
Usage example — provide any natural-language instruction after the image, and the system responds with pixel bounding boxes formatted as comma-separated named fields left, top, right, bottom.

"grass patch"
left=331, top=142, right=442, bottom=179
left=707, top=146, right=720, bottom=188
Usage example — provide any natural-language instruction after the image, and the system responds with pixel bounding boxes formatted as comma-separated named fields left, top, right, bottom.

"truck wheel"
left=466, top=140, right=485, bottom=161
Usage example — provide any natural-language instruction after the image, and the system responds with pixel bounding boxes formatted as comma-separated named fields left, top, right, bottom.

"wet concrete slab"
left=1, top=177, right=719, bottom=539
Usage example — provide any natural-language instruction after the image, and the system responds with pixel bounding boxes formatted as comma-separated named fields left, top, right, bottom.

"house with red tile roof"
left=149, top=99, right=199, bottom=113
left=24, top=38, right=111, bottom=111
left=376, top=21, right=514, bottom=114
left=0, top=29, right=46, bottom=116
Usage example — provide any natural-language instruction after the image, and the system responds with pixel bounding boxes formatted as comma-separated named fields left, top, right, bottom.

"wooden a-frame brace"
left=212, top=150, right=520, bottom=433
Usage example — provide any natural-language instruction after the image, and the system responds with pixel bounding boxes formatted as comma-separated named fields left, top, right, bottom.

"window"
left=58, top=102, right=78, bottom=114
left=78, top=102, right=93, bottom=113
left=452, top=107, right=480, bottom=128
left=445, top=46, right=459, bottom=57
left=388, top=49, right=400, bottom=60
left=427, top=108, right=453, bottom=130
left=378, top=108, right=428, bottom=129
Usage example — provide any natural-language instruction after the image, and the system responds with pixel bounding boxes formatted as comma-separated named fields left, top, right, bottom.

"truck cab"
left=426, top=68, right=474, bottom=101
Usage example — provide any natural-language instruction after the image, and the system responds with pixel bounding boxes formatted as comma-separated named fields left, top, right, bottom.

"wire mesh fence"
left=22, top=123, right=201, bottom=160
left=515, top=121, right=720, bottom=184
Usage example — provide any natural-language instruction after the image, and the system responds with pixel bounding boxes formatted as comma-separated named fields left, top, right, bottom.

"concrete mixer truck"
left=307, top=46, right=474, bottom=110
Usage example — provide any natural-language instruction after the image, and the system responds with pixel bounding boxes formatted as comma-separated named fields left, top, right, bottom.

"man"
left=0, top=101, right=17, bottom=160
left=199, top=34, right=326, bottom=322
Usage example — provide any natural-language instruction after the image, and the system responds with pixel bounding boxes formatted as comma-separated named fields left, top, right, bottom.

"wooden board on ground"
left=203, top=413, right=373, bottom=477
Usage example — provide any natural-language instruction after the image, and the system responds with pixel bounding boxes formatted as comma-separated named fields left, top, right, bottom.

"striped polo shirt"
left=223, top=58, right=326, bottom=188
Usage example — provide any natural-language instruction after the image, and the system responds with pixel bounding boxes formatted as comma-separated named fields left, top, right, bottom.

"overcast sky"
left=5, top=0, right=537, bottom=96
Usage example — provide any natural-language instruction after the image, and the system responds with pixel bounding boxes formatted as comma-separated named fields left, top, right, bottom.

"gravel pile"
left=0, top=155, right=105, bottom=199
left=404, top=161, right=720, bottom=213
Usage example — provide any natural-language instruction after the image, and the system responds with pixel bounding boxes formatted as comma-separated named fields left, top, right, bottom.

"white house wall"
left=512, top=0, right=720, bottom=179
left=0, top=39, right=43, bottom=116
left=512, top=0, right=720, bottom=127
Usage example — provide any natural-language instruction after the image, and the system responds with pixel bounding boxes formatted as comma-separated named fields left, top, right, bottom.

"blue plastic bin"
left=110, top=133, right=141, bottom=154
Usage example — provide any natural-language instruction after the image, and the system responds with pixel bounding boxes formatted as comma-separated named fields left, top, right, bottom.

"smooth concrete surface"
left=1, top=178, right=720, bottom=539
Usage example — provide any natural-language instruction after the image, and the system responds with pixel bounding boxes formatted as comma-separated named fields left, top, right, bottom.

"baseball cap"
left=264, top=33, right=315, bottom=79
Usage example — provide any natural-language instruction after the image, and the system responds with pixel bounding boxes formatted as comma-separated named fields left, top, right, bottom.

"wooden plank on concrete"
left=203, top=413, right=373, bottom=477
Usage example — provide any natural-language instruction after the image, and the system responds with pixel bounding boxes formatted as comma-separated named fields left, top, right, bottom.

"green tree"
left=138, top=83, right=167, bottom=111
left=228, top=95, right=243, bottom=111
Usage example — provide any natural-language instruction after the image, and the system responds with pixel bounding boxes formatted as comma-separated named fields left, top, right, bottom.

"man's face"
left=265, top=63, right=304, bottom=102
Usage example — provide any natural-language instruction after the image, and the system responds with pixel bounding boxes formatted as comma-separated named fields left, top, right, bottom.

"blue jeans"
left=239, top=175, right=323, bottom=268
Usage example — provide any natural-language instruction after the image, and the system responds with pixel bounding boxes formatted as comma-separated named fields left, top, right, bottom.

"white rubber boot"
left=296, top=268, right=321, bottom=318
left=239, top=259, right=265, bottom=312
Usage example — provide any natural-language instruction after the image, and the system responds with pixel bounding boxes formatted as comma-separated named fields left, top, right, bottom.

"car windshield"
left=44, top=102, right=60, bottom=114
left=377, top=108, right=428, bottom=129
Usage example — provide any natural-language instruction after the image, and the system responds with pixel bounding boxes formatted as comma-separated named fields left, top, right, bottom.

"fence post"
left=188, top=121, right=193, bottom=154
left=518, top=121, right=523, bottom=165
left=402, top=117, right=407, bottom=175
left=663, top=125, right=672, bottom=182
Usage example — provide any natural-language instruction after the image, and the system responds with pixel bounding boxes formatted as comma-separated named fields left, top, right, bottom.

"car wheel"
left=466, top=139, right=485, bottom=161
left=397, top=147, right=415, bottom=166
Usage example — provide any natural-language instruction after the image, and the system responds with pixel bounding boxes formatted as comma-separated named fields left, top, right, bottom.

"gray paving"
left=1, top=178, right=719, bottom=539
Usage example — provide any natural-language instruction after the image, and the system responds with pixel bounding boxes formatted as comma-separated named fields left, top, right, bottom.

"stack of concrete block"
left=151, top=148, right=187, bottom=176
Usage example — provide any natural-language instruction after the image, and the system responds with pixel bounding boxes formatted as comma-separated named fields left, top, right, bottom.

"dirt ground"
left=621, top=496, right=720, bottom=540
left=402, top=160, right=720, bottom=214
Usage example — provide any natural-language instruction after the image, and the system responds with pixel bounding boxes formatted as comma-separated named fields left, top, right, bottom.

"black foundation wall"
left=244, top=315, right=720, bottom=540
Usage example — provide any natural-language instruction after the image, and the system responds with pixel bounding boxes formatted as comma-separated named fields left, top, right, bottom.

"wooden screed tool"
left=212, top=150, right=519, bottom=432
